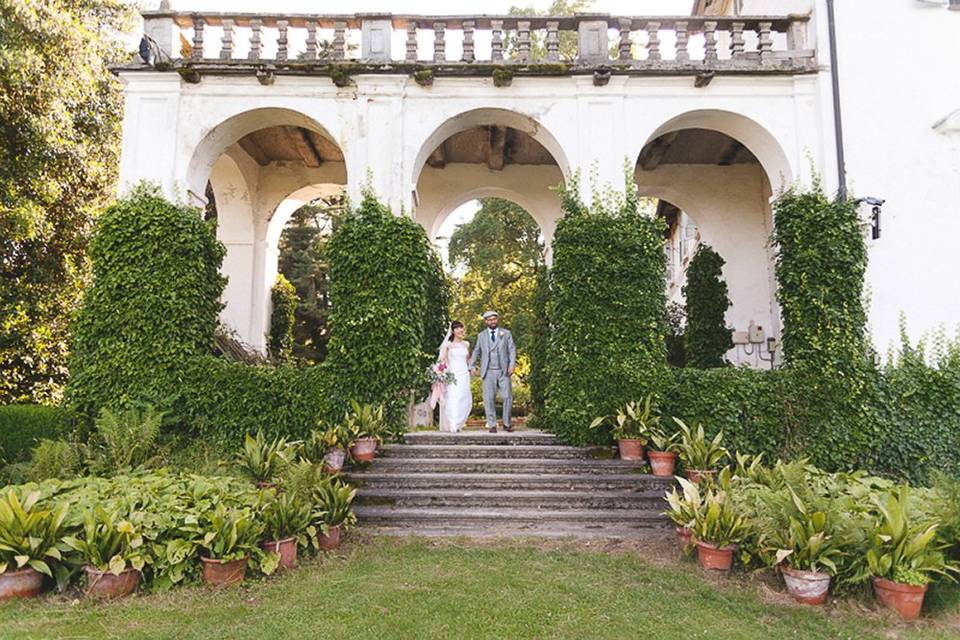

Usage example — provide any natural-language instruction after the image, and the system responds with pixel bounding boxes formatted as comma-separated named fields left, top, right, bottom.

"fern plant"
left=87, top=405, right=163, bottom=475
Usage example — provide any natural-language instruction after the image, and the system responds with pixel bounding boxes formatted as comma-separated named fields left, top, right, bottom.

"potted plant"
left=691, top=487, right=748, bottom=571
left=765, top=494, right=844, bottom=605
left=674, top=418, right=728, bottom=483
left=345, top=401, right=386, bottom=463
left=864, top=487, right=956, bottom=619
left=647, top=426, right=680, bottom=477
left=63, top=508, right=147, bottom=599
left=319, top=424, right=352, bottom=473
left=589, top=395, right=659, bottom=461
left=664, top=477, right=702, bottom=549
left=313, top=480, right=357, bottom=551
left=197, top=504, right=263, bottom=586
left=260, top=492, right=313, bottom=570
left=237, top=430, right=296, bottom=488
left=0, top=488, right=70, bottom=600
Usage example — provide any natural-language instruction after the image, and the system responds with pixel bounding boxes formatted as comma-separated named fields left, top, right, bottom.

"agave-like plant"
left=863, top=487, right=957, bottom=586
left=589, top=395, right=661, bottom=443
left=674, top=418, right=728, bottom=471
left=312, top=479, right=357, bottom=534
left=62, top=507, right=148, bottom=575
left=764, top=488, right=845, bottom=574
left=691, top=486, right=749, bottom=549
left=0, top=488, right=71, bottom=585
left=262, top=491, right=314, bottom=543
left=664, top=476, right=703, bottom=530
left=237, top=430, right=297, bottom=484
left=344, top=402, right=387, bottom=441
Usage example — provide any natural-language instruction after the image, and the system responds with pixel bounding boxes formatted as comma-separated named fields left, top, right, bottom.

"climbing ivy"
left=268, top=275, right=297, bottom=361
left=67, top=184, right=226, bottom=418
left=543, top=172, right=667, bottom=445
left=527, top=265, right=550, bottom=425
left=683, top=244, right=733, bottom=368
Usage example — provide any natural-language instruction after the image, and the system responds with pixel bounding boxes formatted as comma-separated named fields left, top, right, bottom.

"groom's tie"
left=489, top=329, right=496, bottom=344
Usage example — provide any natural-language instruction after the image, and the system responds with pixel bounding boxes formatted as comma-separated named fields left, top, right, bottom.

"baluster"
left=618, top=18, right=632, bottom=61
left=333, top=20, right=346, bottom=60
left=248, top=18, right=262, bottom=61
left=730, top=21, right=745, bottom=59
left=675, top=20, right=689, bottom=63
left=646, top=21, right=661, bottom=61
left=219, top=18, right=234, bottom=60
left=491, top=20, right=504, bottom=61
left=305, top=20, right=318, bottom=61
left=758, top=21, right=773, bottom=63
left=276, top=20, right=288, bottom=62
left=462, top=20, right=475, bottom=62
left=191, top=13, right=204, bottom=60
left=517, top=21, right=531, bottom=63
left=546, top=20, right=560, bottom=62
left=406, top=22, right=418, bottom=61
left=704, top=21, right=718, bottom=62
left=433, top=22, right=445, bottom=62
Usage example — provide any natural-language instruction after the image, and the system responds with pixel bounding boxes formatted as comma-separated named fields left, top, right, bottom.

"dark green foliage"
left=324, top=190, right=445, bottom=422
left=423, top=248, right=451, bottom=372
left=543, top=175, right=667, bottom=445
left=67, top=184, right=227, bottom=417
left=683, top=244, right=733, bottom=367
left=0, top=405, right=73, bottom=462
left=0, top=0, right=134, bottom=404
left=528, top=265, right=550, bottom=424
left=448, top=198, right=544, bottom=351
left=268, top=275, right=298, bottom=361
left=772, top=184, right=874, bottom=471
left=173, top=356, right=333, bottom=445
left=664, top=302, right=687, bottom=368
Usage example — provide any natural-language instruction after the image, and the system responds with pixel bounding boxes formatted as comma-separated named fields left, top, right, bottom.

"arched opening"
left=192, top=108, right=347, bottom=351
left=635, top=111, right=792, bottom=368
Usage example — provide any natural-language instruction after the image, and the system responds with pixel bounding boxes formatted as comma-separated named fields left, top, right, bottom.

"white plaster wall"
left=811, top=0, right=960, bottom=350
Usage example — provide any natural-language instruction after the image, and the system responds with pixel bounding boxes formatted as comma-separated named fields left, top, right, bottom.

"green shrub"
left=0, top=404, right=73, bottom=461
left=528, top=265, right=550, bottom=423
left=325, top=189, right=445, bottom=422
left=67, top=184, right=226, bottom=417
left=86, top=405, right=163, bottom=475
left=543, top=173, right=667, bottom=445
left=28, top=439, right=83, bottom=481
left=683, top=244, right=733, bottom=368
left=268, top=275, right=298, bottom=361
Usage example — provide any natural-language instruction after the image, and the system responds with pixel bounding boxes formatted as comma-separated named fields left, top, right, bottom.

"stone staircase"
left=348, top=429, right=675, bottom=538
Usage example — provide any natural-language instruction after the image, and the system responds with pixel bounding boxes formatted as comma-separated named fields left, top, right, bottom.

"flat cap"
left=482, top=310, right=499, bottom=319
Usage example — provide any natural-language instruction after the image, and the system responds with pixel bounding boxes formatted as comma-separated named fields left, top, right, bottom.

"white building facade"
left=116, top=1, right=960, bottom=356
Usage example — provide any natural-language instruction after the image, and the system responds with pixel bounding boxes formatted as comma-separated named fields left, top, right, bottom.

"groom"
left=469, top=311, right=517, bottom=433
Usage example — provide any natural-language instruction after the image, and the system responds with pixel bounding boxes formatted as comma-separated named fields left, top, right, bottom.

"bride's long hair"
left=447, top=320, right=464, bottom=342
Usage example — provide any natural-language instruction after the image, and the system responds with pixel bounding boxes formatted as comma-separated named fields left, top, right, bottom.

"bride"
left=437, top=320, right=473, bottom=433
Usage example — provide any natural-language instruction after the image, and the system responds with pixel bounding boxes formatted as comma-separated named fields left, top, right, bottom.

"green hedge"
left=683, top=244, right=733, bottom=367
left=0, top=404, right=74, bottom=461
left=67, top=184, right=226, bottom=417
left=268, top=275, right=297, bottom=361
left=543, top=176, right=667, bottom=445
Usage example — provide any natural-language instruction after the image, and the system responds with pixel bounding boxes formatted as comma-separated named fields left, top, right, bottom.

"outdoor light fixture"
left=855, top=196, right=885, bottom=240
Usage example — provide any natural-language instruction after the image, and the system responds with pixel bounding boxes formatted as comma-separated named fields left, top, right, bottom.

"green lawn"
left=3, top=535, right=959, bottom=640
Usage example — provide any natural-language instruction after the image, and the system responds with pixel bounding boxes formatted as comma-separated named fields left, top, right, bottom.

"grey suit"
left=468, top=327, right=517, bottom=428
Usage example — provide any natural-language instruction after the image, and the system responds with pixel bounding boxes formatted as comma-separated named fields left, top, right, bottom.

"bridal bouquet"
left=427, top=362, right=457, bottom=386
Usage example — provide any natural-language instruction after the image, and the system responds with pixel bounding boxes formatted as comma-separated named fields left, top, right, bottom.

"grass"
left=3, top=536, right=960, bottom=640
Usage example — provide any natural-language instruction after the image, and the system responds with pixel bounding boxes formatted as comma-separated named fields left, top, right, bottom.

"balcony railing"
left=133, top=11, right=816, bottom=81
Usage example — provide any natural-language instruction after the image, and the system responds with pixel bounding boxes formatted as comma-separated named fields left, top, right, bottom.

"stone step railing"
left=139, top=11, right=814, bottom=74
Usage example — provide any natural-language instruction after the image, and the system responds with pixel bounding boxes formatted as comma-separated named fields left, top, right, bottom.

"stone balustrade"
left=136, top=11, right=815, bottom=79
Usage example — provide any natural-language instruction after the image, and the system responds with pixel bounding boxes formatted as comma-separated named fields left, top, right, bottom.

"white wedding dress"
left=438, top=341, right=472, bottom=433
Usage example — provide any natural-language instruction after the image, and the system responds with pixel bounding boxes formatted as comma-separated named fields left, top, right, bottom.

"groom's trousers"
left=482, top=365, right=512, bottom=428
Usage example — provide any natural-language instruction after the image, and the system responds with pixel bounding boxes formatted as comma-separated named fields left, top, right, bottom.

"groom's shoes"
left=488, top=426, right=498, bottom=433
left=503, top=424, right=514, bottom=432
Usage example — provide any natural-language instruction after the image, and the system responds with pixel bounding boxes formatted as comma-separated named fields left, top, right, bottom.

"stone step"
left=355, top=487, right=667, bottom=510
left=364, top=457, right=646, bottom=475
left=354, top=506, right=669, bottom=529
left=403, top=431, right=558, bottom=446
left=347, top=471, right=673, bottom=492
left=362, top=524, right=669, bottom=539
left=380, top=444, right=615, bottom=460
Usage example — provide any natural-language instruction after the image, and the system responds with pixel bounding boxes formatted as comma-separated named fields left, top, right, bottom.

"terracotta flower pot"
left=695, top=540, right=736, bottom=571
left=201, top=556, right=249, bottom=586
left=350, top=437, right=378, bottom=462
left=781, top=566, right=831, bottom=605
left=84, top=566, right=140, bottom=599
left=648, top=450, right=677, bottom=476
left=685, top=469, right=715, bottom=484
left=317, top=525, right=342, bottom=551
left=0, top=566, right=44, bottom=601
left=873, top=576, right=928, bottom=620
left=616, top=439, right=644, bottom=461
left=324, top=448, right=346, bottom=473
left=261, top=537, right=298, bottom=570
left=675, top=526, right=693, bottom=548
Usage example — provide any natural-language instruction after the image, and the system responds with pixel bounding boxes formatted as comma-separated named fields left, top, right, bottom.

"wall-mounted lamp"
left=855, top=196, right=885, bottom=240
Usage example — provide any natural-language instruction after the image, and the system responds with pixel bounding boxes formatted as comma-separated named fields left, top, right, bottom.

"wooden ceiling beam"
left=287, top=126, right=323, bottom=167
left=638, top=131, right=679, bottom=171
left=486, top=125, right=507, bottom=171
left=238, top=135, right=271, bottom=166
left=717, top=137, right=743, bottom=166
left=426, top=141, right=447, bottom=168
